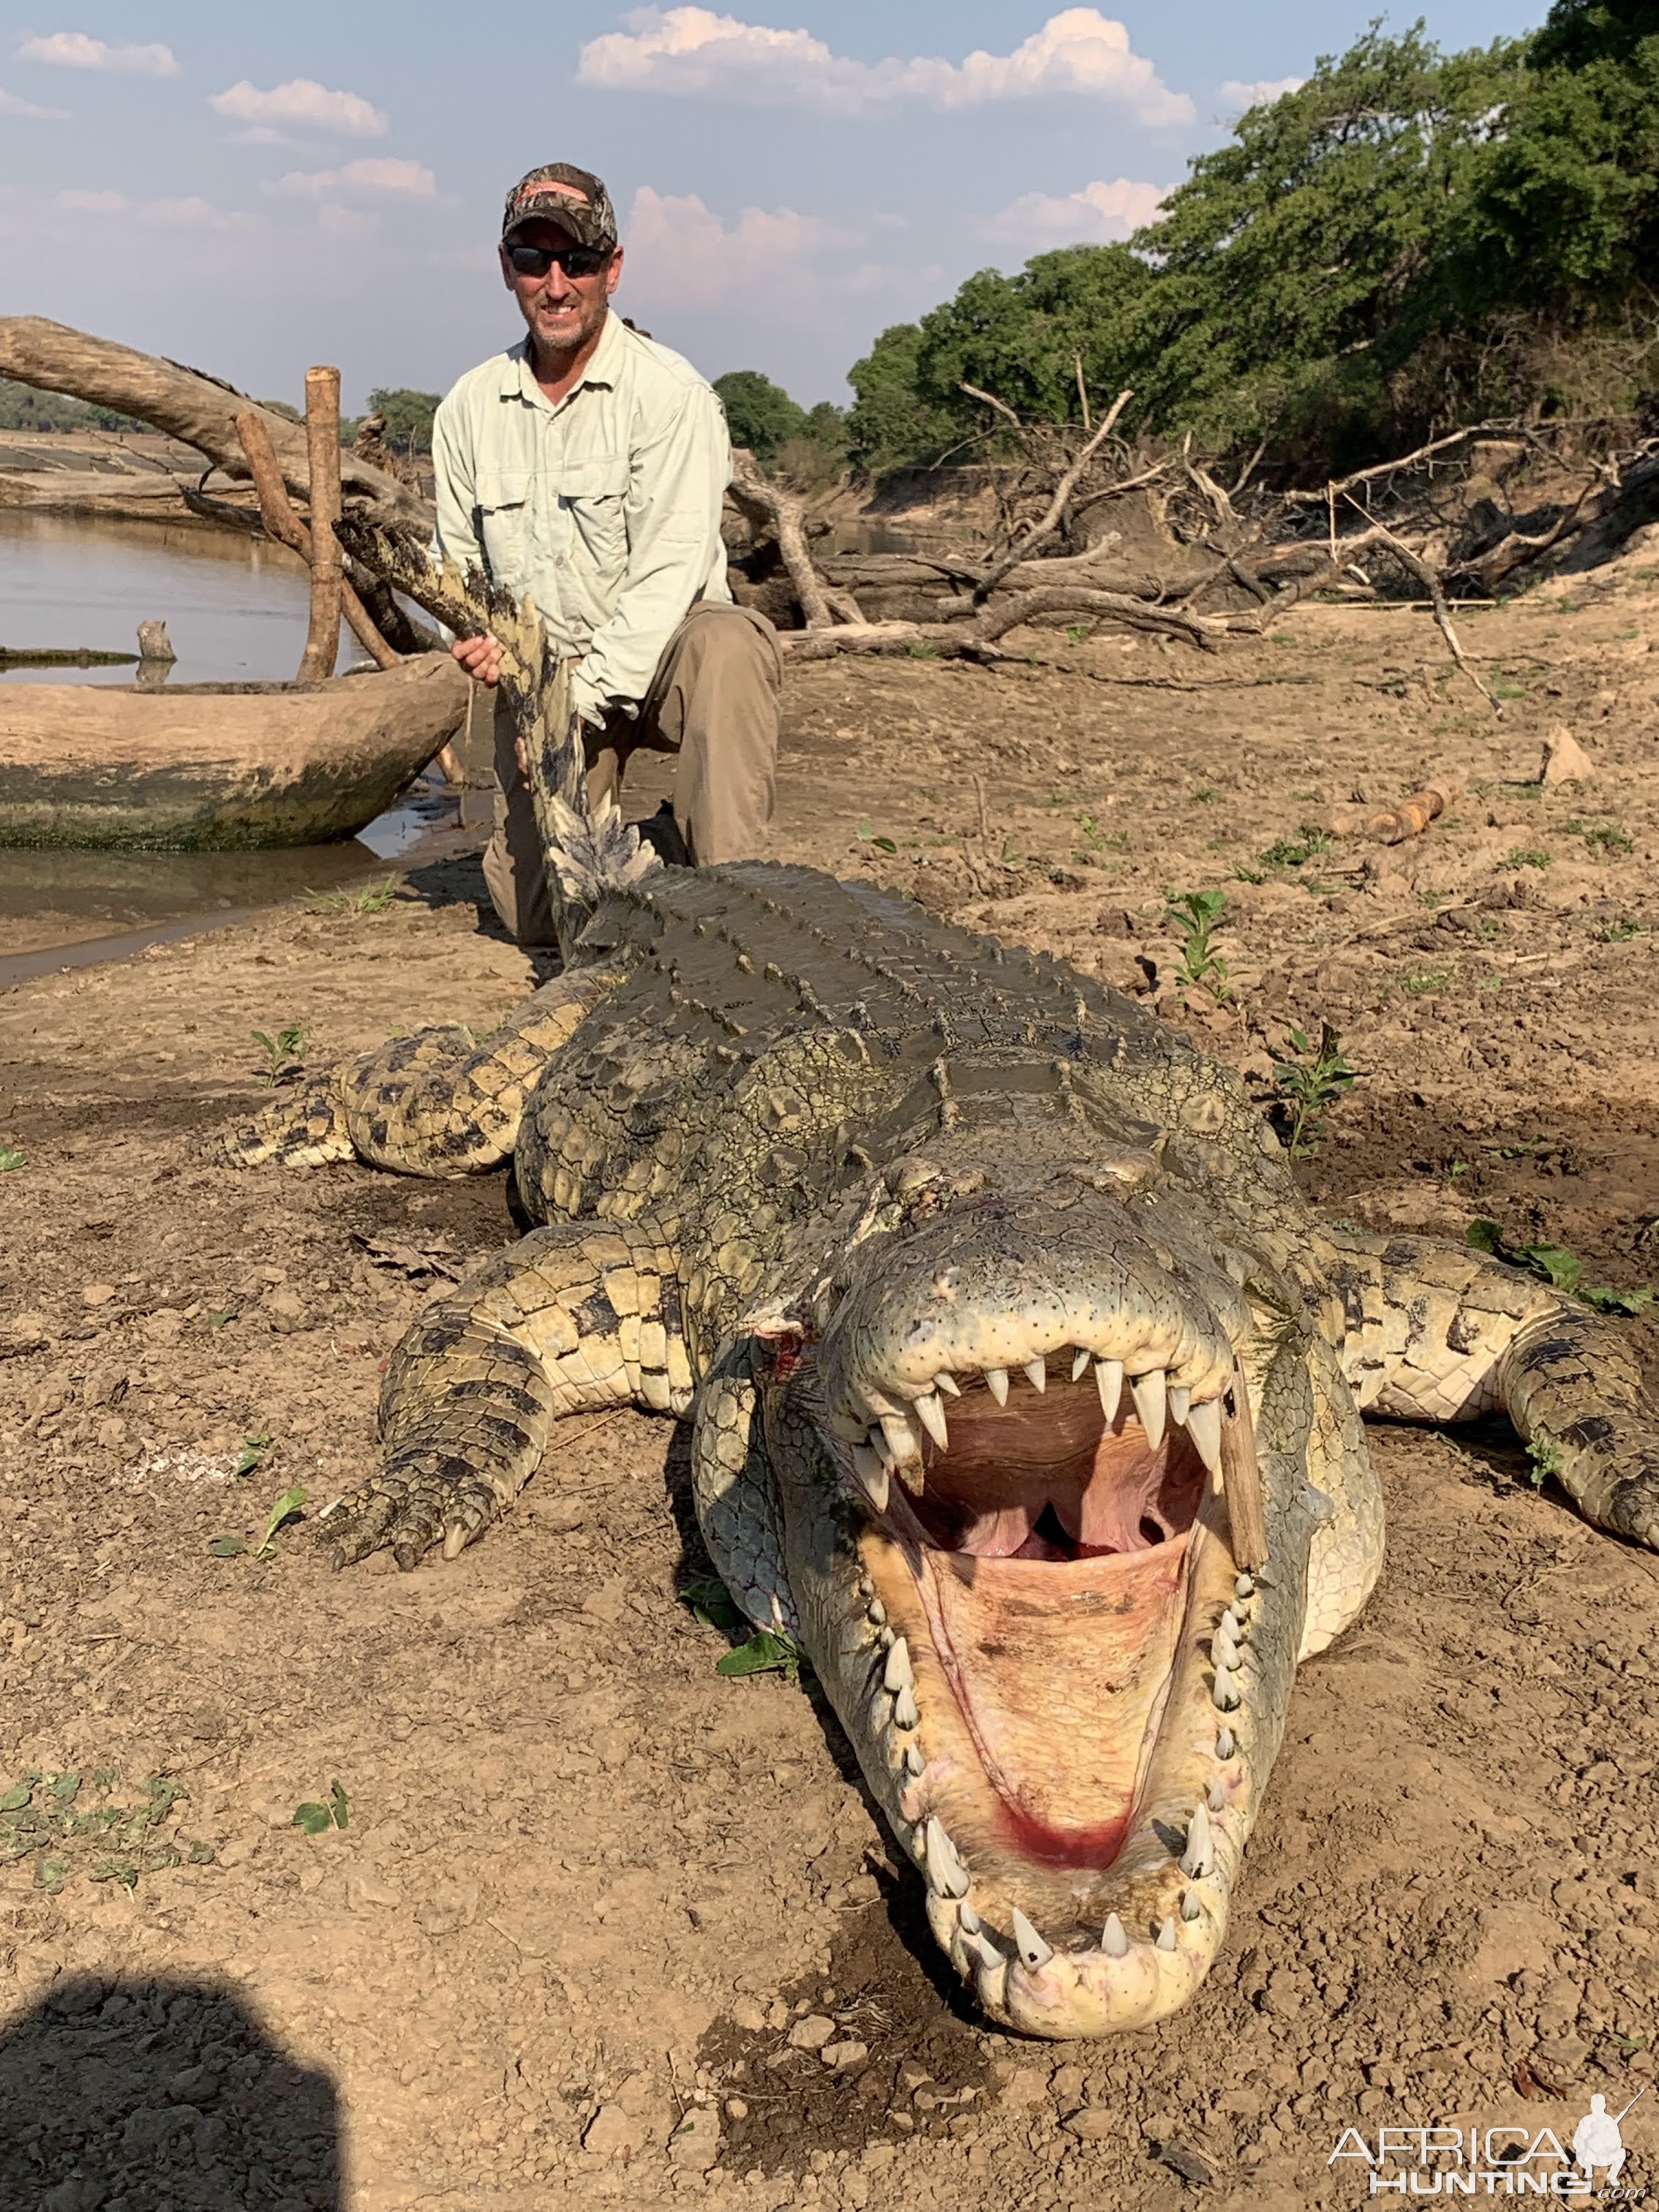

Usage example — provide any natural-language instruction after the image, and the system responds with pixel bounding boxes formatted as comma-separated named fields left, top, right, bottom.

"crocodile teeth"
left=1213, top=1666, right=1242, bottom=1712
left=1180, top=1801, right=1214, bottom=1878
left=893, top=1685, right=919, bottom=1730
left=1071, top=1347, right=1091, bottom=1382
left=1010, top=1909, right=1052, bottom=1971
left=1216, top=1727, right=1236, bottom=1760
left=879, top=1412, right=922, bottom=1472
left=1234, top=1573, right=1255, bottom=1599
left=1129, top=1367, right=1167, bottom=1448
left=1094, top=1357, right=1124, bottom=1423
left=883, top=1636, right=914, bottom=1694
left=1212, top=1628, right=1241, bottom=1674
left=1022, top=1359, right=1047, bottom=1395
left=1102, top=1912, right=1129, bottom=1957
left=962, top=1927, right=1004, bottom=1972
left=1155, top=1916, right=1178, bottom=1953
left=905, top=1742, right=925, bottom=1775
left=1208, top=1779, right=1225, bottom=1813
left=924, top=1816, right=970, bottom=1900
left=1187, top=1397, right=1222, bottom=1474
left=958, top=1900, right=981, bottom=1934
left=851, top=1444, right=889, bottom=1514
left=914, top=1391, right=949, bottom=1451
left=1219, top=1607, right=1241, bottom=1641
left=1168, top=1383, right=1192, bottom=1426
left=1181, top=1888, right=1203, bottom=1922
left=933, top=1369, right=961, bottom=1397
left=867, top=1597, right=887, bottom=1625
left=984, top=1366, right=1009, bottom=1407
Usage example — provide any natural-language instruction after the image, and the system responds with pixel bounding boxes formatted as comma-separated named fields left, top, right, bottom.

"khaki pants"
left=482, top=601, right=781, bottom=945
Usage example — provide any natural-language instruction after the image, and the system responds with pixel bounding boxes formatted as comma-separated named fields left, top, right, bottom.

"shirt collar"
left=500, top=312, right=625, bottom=410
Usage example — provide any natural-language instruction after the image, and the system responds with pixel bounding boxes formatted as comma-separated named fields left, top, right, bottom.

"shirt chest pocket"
left=473, top=467, right=533, bottom=583
left=557, top=454, right=629, bottom=568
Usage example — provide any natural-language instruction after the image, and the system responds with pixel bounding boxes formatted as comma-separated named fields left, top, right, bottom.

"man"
left=434, top=162, right=781, bottom=944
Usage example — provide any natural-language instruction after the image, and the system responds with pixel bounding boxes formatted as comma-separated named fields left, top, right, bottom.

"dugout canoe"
left=0, top=652, right=469, bottom=849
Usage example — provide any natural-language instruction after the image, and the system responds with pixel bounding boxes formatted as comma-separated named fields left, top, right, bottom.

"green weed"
left=252, top=1026, right=307, bottom=1088
left=1465, top=1220, right=1655, bottom=1316
left=1164, top=889, right=1233, bottom=998
left=685, top=1575, right=809, bottom=1683
left=293, top=1781, right=350, bottom=1836
left=1271, top=1023, right=1359, bottom=1157
left=0, top=1769, right=210, bottom=1891
left=306, top=879, right=400, bottom=916
left=1075, top=813, right=1129, bottom=854
left=1563, top=819, right=1635, bottom=857
left=1258, top=826, right=1333, bottom=871
left=1194, top=787, right=1219, bottom=803
left=0, top=1147, right=24, bottom=1171
left=857, top=819, right=898, bottom=854
left=233, top=1432, right=273, bottom=1477
left=1525, top=1434, right=1565, bottom=1490
left=1505, top=847, right=1552, bottom=870
left=1596, top=917, right=1645, bottom=942
left=1398, top=966, right=1457, bottom=996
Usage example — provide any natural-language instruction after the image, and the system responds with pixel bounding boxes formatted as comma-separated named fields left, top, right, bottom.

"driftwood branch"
left=233, top=411, right=401, bottom=673
left=0, top=315, right=426, bottom=530
left=728, top=449, right=861, bottom=628
left=1343, top=497, right=1499, bottom=711
left=971, top=390, right=1135, bottom=603
left=299, top=366, right=344, bottom=683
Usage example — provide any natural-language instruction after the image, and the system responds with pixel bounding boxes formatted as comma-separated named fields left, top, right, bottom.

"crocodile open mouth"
left=821, top=1340, right=1258, bottom=2034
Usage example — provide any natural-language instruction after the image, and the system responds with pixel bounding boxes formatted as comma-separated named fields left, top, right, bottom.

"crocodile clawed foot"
left=317, top=1464, right=503, bottom=1570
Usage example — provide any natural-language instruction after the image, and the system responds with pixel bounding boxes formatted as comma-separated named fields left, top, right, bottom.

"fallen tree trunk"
left=0, top=316, right=426, bottom=530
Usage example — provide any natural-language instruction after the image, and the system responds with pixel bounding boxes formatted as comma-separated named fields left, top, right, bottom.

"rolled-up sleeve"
left=570, top=382, right=731, bottom=727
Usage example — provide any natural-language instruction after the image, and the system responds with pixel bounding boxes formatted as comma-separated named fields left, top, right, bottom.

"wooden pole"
left=233, top=410, right=401, bottom=672
left=299, top=366, right=343, bottom=682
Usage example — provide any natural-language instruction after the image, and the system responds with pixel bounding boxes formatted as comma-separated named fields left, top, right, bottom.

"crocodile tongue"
left=917, top=1537, right=1189, bottom=1866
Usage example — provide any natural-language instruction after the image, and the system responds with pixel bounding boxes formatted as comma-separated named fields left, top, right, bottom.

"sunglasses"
left=505, top=241, right=611, bottom=279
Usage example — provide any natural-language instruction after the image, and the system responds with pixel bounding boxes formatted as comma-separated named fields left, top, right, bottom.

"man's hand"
left=451, top=632, right=503, bottom=687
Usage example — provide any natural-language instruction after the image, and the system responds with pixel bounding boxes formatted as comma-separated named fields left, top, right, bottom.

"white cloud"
left=623, top=185, right=855, bottom=308
left=208, top=77, right=386, bottom=137
left=979, top=176, right=1169, bottom=247
left=317, top=202, right=380, bottom=241
left=0, top=84, right=68, bottom=118
left=55, top=187, right=247, bottom=230
left=18, top=31, right=178, bottom=75
left=1218, top=75, right=1304, bottom=114
left=579, top=7, right=1194, bottom=125
left=268, top=157, right=436, bottom=200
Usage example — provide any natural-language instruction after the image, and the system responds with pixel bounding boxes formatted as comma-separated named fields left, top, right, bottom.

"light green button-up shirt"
left=432, top=311, right=733, bottom=727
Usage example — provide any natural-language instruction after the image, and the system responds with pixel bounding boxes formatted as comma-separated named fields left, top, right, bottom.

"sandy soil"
left=1, top=559, right=1658, bottom=2212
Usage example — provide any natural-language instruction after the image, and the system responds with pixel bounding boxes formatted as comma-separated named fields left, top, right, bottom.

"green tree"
left=712, top=369, right=808, bottom=462
left=846, top=323, right=960, bottom=472
left=365, top=387, right=440, bottom=454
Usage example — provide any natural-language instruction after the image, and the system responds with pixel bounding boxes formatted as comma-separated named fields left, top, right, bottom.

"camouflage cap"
left=500, top=163, right=617, bottom=249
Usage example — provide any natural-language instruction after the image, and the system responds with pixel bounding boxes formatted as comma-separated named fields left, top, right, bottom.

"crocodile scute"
left=214, top=857, right=1659, bottom=2038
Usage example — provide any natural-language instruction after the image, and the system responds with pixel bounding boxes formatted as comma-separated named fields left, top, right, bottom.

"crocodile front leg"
left=1320, top=1226, right=1659, bottom=1548
left=321, top=1216, right=689, bottom=1568
left=216, top=958, right=623, bottom=1175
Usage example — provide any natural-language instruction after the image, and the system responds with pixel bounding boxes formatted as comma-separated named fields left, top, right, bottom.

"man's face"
left=499, top=207, right=622, bottom=360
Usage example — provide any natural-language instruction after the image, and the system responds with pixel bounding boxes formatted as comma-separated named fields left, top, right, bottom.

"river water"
left=0, top=514, right=476, bottom=967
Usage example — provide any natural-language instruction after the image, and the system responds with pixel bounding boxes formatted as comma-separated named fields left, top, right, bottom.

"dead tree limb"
left=0, top=315, right=426, bottom=529
left=233, top=411, right=402, bottom=672
left=971, top=390, right=1135, bottom=603
left=778, top=584, right=1237, bottom=662
left=299, top=366, right=345, bottom=683
left=959, top=382, right=1024, bottom=432
left=728, top=450, right=861, bottom=627
left=1343, top=497, right=1499, bottom=712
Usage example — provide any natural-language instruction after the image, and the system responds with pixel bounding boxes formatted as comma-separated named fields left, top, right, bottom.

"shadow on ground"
left=1, top=1974, right=339, bottom=2212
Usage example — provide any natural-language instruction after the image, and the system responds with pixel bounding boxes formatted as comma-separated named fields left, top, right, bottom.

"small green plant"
left=293, top=1780, right=350, bottom=1836
left=1271, top=1023, right=1358, bottom=1157
left=306, top=878, right=399, bottom=916
left=1164, top=889, right=1233, bottom=998
left=1193, top=787, right=1218, bottom=803
left=0, top=1769, right=208, bottom=1891
left=1525, top=1434, right=1565, bottom=1489
left=1075, top=813, right=1129, bottom=854
left=1398, top=966, right=1457, bottom=996
left=906, top=640, right=941, bottom=658
left=256, top=1484, right=309, bottom=1558
left=1065, top=624, right=1089, bottom=644
left=0, top=1146, right=24, bottom=1171
left=252, top=1026, right=307, bottom=1088
left=1597, top=917, right=1645, bottom=942
left=1258, top=826, right=1332, bottom=871
left=1465, top=1220, right=1655, bottom=1316
left=1563, top=819, right=1635, bottom=857
left=1505, top=847, right=1552, bottom=870
left=233, top=1432, right=273, bottom=1477
left=857, top=819, right=898, bottom=854
left=685, top=1576, right=808, bottom=1682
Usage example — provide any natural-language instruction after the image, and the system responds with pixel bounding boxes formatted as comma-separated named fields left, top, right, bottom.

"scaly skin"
left=214, top=860, right=1659, bottom=2037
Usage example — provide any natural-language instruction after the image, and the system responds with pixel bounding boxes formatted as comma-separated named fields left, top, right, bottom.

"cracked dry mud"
left=2, top=562, right=1658, bottom=2211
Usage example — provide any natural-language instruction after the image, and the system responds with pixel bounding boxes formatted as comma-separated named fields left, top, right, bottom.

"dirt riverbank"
left=1, top=561, right=1657, bottom=2211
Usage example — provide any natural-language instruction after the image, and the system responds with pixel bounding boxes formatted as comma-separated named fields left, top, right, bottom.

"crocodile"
left=211, top=530, right=1659, bottom=2039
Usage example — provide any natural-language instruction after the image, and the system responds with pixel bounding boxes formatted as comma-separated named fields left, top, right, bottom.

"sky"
left=0, top=2, right=1546, bottom=411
